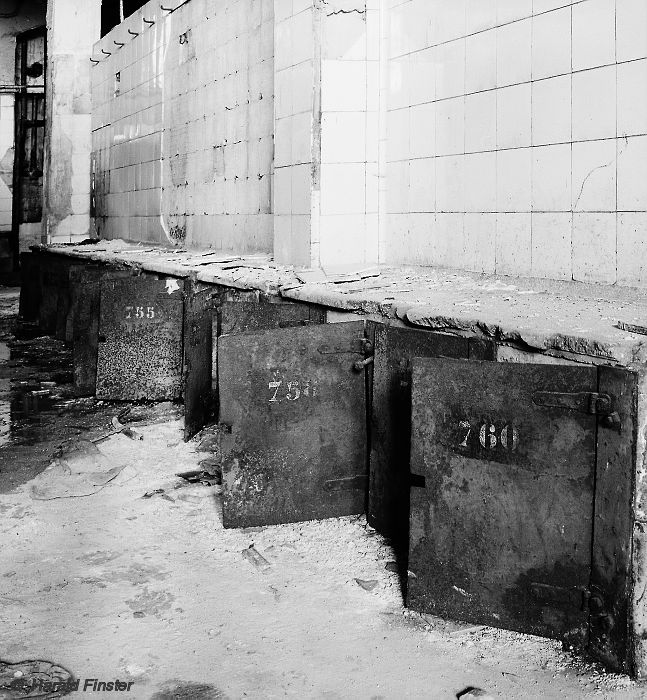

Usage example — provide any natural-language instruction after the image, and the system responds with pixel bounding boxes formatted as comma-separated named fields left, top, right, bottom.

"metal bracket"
left=532, top=391, right=614, bottom=415
left=323, top=475, right=367, bottom=492
left=532, top=391, right=621, bottom=429
left=353, top=356, right=374, bottom=372
left=353, top=338, right=375, bottom=372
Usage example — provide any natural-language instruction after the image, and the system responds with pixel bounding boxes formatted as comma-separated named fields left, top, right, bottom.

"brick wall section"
left=91, top=0, right=274, bottom=251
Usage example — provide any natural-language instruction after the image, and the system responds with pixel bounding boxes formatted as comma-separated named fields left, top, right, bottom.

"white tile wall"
left=273, top=0, right=379, bottom=268
left=384, top=0, right=647, bottom=286
left=273, top=0, right=315, bottom=267
left=319, top=0, right=378, bottom=267
left=90, top=0, right=647, bottom=284
left=91, top=0, right=274, bottom=251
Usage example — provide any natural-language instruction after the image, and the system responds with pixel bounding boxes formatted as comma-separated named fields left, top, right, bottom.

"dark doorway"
left=10, top=26, right=46, bottom=272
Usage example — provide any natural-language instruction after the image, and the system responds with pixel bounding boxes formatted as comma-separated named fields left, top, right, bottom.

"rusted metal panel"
left=96, top=273, right=184, bottom=401
left=633, top=521, right=647, bottom=678
left=219, top=298, right=325, bottom=336
left=469, top=337, right=497, bottom=361
left=18, top=252, right=41, bottom=321
left=213, top=297, right=327, bottom=420
left=70, top=266, right=130, bottom=396
left=589, top=367, right=637, bottom=672
left=218, top=321, right=368, bottom=528
left=35, top=254, right=86, bottom=342
left=409, top=358, right=598, bottom=646
left=632, top=370, right=647, bottom=678
left=39, top=255, right=72, bottom=336
left=70, top=266, right=101, bottom=396
left=210, top=290, right=259, bottom=388
left=59, top=260, right=97, bottom=344
left=368, top=325, right=470, bottom=550
left=183, top=279, right=219, bottom=441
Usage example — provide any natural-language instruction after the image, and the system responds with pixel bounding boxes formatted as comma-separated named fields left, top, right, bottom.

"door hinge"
left=532, top=391, right=613, bottom=415
left=584, top=590, right=617, bottom=635
left=353, top=338, right=374, bottom=372
left=532, top=391, right=621, bottom=429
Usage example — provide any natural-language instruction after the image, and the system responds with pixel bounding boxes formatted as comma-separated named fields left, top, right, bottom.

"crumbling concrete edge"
left=402, top=308, right=642, bottom=368
left=34, top=244, right=647, bottom=369
left=632, top=370, right=647, bottom=677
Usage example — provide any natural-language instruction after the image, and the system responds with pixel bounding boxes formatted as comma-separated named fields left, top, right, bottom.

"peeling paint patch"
left=165, top=279, right=180, bottom=295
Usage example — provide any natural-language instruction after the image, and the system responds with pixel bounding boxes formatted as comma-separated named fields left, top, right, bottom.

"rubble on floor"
left=0, top=411, right=640, bottom=698
left=1, top=285, right=644, bottom=697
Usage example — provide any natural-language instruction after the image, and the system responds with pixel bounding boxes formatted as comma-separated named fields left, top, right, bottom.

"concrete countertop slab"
left=35, top=241, right=647, bottom=367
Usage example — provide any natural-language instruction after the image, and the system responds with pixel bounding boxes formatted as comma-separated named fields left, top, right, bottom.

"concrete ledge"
left=35, top=240, right=647, bottom=367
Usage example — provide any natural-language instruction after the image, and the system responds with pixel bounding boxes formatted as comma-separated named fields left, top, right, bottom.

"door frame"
left=11, top=25, right=47, bottom=271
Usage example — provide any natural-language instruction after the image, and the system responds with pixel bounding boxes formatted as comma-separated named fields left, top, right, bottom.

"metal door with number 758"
left=218, top=321, right=370, bottom=528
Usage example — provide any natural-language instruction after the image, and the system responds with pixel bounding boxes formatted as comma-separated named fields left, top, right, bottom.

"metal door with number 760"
left=408, top=358, right=636, bottom=670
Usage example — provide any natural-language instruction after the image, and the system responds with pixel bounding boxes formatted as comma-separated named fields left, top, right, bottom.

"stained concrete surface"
left=38, top=241, right=647, bottom=365
left=0, top=287, right=645, bottom=699
left=0, top=288, right=133, bottom=493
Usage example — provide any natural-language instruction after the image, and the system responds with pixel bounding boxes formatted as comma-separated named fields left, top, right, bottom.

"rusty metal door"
left=183, top=280, right=219, bottom=440
left=39, top=256, right=76, bottom=339
left=96, top=274, right=184, bottom=400
left=219, top=298, right=325, bottom=336
left=215, top=297, right=326, bottom=394
left=184, top=294, right=327, bottom=441
left=70, top=265, right=132, bottom=396
left=10, top=28, right=45, bottom=270
left=408, top=358, right=635, bottom=652
left=18, top=251, right=41, bottom=321
left=218, top=321, right=370, bottom=528
left=369, top=325, right=495, bottom=549
left=14, top=93, right=45, bottom=223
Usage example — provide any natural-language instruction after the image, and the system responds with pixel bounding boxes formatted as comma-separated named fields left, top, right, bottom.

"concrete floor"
left=0, top=288, right=645, bottom=699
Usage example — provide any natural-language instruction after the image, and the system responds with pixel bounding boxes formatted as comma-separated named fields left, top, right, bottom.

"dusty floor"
left=0, top=287, right=646, bottom=699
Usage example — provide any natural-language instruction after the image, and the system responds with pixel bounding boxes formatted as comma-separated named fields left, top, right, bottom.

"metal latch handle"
left=532, top=391, right=621, bottom=429
left=353, top=338, right=374, bottom=372
left=532, top=391, right=613, bottom=415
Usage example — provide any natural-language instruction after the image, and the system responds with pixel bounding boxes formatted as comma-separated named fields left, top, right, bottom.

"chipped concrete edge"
left=33, top=244, right=647, bottom=368
left=632, top=370, right=647, bottom=677
left=404, top=308, right=641, bottom=368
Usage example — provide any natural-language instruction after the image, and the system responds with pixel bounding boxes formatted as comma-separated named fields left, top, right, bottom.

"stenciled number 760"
left=457, top=419, right=519, bottom=452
